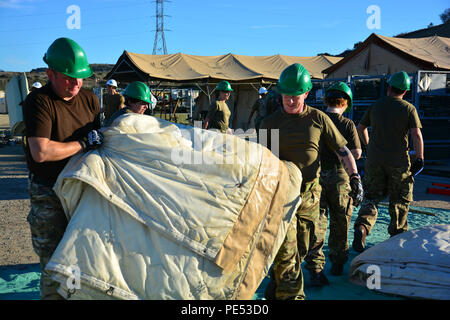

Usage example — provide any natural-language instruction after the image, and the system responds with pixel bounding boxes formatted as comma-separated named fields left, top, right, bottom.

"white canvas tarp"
left=349, top=224, right=450, bottom=300
left=46, top=114, right=303, bottom=300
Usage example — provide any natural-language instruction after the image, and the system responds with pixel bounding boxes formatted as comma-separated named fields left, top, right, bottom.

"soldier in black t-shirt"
left=23, top=38, right=102, bottom=299
left=304, top=82, right=362, bottom=283
left=353, top=71, right=424, bottom=253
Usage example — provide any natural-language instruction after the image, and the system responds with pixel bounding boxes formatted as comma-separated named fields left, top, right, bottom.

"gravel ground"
left=0, top=114, right=449, bottom=267
left=0, top=143, right=38, bottom=266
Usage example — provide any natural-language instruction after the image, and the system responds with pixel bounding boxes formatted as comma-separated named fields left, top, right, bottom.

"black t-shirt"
left=260, top=105, right=347, bottom=184
left=320, top=111, right=361, bottom=168
left=23, top=83, right=100, bottom=184
left=360, top=96, right=422, bottom=167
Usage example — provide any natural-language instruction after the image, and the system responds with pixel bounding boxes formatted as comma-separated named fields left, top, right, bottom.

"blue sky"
left=0, top=0, right=448, bottom=72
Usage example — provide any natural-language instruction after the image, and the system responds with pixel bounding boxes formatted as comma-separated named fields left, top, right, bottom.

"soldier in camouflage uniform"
left=247, top=87, right=269, bottom=131
left=353, top=71, right=424, bottom=252
left=260, top=64, right=363, bottom=300
left=203, top=81, right=233, bottom=134
left=265, top=87, right=283, bottom=117
left=23, top=38, right=103, bottom=299
left=105, top=81, right=153, bottom=127
left=305, top=82, right=362, bottom=283
left=26, top=180, right=68, bottom=298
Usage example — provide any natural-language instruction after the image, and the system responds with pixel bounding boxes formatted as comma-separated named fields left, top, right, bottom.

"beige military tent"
left=323, top=33, right=450, bottom=78
left=106, top=51, right=342, bottom=82
left=105, top=52, right=342, bottom=129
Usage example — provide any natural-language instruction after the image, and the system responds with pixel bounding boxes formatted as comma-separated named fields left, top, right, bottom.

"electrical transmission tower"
left=153, top=0, right=168, bottom=55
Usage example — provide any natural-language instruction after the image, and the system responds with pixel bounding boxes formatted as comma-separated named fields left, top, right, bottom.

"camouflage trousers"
left=354, top=163, right=414, bottom=236
left=27, top=178, right=68, bottom=300
left=265, top=180, right=321, bottom=300
left=306, top=168, right=353, bottom=270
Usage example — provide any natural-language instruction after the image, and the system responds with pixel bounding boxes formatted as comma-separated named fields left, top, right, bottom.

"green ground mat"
left=1, top=206, right=448, bottom=300
left=0, top=263, right=40, bottom=300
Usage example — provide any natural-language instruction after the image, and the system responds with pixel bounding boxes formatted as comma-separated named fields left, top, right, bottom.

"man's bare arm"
left=336, top=146, right=359, bottom=176
left=410, top=128, right=424, bottom=159
left=357, top=123, right=369, bottom=146
left=28, top=137, right=82, bottom=163
left=203, top=118, right=210, bottom=130
left=336, top=146, right=364, bottom=206
left=351, top=148, right=362, bottom=160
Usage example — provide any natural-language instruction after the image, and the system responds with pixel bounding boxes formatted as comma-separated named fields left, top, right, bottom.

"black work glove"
left=349, top=173, right=364, bottom=207
left=79, top=129, right=103, bottom=152
left=410, top=158, right=424, bottom=176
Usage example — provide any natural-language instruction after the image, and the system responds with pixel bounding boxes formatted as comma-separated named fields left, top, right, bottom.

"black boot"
left=309, top=270, right=329, bottom=287
left=352, top=225, right=367, bottom=253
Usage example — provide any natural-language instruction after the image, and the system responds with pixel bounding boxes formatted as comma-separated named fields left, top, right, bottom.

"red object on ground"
left=426, top=188, right=450, bottom=196
left=432, top=183, right=450, bottom=188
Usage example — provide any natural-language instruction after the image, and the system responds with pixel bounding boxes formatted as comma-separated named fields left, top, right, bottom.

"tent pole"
left=414, top=71, right=420, bottom=112
left=194, top=83, right=209, bottom=97
left=206, top=84, right=211, bottom=105
left=250, top=83, right=259, bottom=92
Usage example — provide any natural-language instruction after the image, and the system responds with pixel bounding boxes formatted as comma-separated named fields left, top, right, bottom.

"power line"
left=0, top=30, right=150, bottom=48
left=0, top=15, right=153, bottom=33
left=0, top=1, right=150, bottom=19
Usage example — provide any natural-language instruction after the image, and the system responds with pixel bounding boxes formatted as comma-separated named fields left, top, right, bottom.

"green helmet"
left=387, top=71, right=410, bottom=91
left=216, top=80, right=233, bottom=92
left=326, top=81, right=353, bottom=113
left=277, top=63, right=312, bottom=96
left=124, top=81, right=152, bottom=104
left=43, top=38, right=93, bottom=79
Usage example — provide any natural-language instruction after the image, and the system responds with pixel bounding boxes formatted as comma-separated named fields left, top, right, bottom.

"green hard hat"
left=387, top=71, right=410, bottom=91
left=277, top=63, right=312, bottom=96
left=124, top=81, right=152, bottom=104
left=43, top=38, right=93, bottom=79
left=326, top=81, right=353, bottom=112
left=216, top=80, right=233, bottom=91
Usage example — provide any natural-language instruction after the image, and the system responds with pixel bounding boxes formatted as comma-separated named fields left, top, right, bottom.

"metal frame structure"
left=306, top=70, right=450, bottom=160
left=152, top=0, right=168, bottom=55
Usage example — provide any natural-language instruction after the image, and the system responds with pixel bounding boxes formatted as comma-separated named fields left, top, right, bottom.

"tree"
left=440, top=8, right=450, bottom=23
left=353, top=41, right=363, bottom=49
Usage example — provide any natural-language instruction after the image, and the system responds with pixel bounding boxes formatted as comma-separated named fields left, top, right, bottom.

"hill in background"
left=0, top=64, right=114, bottom=92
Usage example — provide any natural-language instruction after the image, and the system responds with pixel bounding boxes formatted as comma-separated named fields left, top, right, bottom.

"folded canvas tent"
left=46, top=114, right=303, bottom=299
left=349, top=224, right=450, bottom=300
